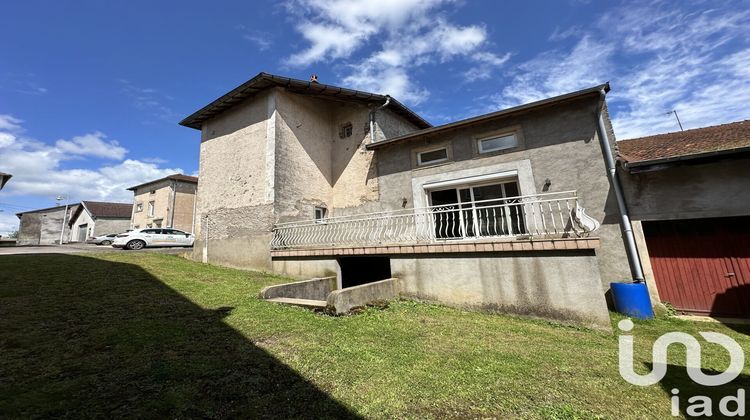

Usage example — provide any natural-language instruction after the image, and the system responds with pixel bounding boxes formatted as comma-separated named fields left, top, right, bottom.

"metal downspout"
left=369, top=96, right=391, bottom=144
left=596, top=89, right=645, bottom=282
left=170, top=180, right=177, bottom=228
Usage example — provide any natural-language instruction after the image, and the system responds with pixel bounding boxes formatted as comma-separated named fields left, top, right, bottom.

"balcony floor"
left=271, top=237, right=599, bottom=258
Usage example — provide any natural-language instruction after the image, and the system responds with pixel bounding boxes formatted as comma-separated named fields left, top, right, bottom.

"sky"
left=1, top=0, right=749, bottom=234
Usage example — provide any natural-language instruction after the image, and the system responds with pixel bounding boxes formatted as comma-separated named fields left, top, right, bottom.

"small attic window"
left=339, top=122, right=353, bottom=139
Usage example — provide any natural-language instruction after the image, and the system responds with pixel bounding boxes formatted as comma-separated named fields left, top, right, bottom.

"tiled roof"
left=83, top=201, right=132, bottom=218
left=126, top=174, right=198, bottom=191
left=617, top=120, right=750, bottom=165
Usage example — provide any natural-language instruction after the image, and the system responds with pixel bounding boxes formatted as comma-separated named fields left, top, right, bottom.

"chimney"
left=310, top=74, right=319, bottom=83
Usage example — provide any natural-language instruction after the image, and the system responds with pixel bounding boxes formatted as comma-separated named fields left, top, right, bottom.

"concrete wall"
left=391, top=250, right=610, bottom=329
left=94, top=218, right=131, bottom=236
left=16, top=206, right=76, bottom=246
left=171, top=181, right=197, bottom=232
left=371, top=97, right=632, bottom=289
left=620, top=157, right=750, bottom=221
left=192, top=90, right=275, bottom=270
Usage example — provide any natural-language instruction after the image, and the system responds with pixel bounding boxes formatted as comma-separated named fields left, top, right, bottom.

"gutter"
left=595, top=90, right=645, bottom=282
left=369, top=96, right=391, bottom=144
left=170, top=180, right=177, bottom=228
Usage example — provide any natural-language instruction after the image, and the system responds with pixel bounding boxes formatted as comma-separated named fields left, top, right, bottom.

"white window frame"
left=416, top=147, right=449, bottom=166
left=314, top=206, right=327, bottom=223
left=148, top=201, right=155, bottom=217
left=477, top=132, right=518, bottom=154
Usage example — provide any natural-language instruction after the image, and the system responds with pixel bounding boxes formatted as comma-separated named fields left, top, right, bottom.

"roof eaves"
left=366, top=83, right=609, bottom=150
left=622, top=145, right=750, bottom=172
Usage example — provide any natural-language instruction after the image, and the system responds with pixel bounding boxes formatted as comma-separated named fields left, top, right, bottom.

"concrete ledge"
left=259, top=276, right=337, bottom=301
left=326, top=278, right=399, bottom=314
left=271, top=237, right=599, bottom=258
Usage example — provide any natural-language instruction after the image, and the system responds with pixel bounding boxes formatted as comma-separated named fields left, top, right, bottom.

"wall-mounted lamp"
left=401, top=197, right=408, bottom=208
left=543, top=178, right=552, bottom=192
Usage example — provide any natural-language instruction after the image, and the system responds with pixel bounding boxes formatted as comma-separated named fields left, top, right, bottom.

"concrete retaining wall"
left=260, top=276, right=337, bottom=301
left=327, top=278, right=399, bottom=314
left=390, top=250, right=611, bottom=329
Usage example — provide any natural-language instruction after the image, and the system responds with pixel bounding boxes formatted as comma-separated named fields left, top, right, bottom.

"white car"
left=112, top=228, right=195, bottom=250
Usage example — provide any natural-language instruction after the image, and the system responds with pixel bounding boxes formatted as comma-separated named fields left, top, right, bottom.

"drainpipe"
left=169, top=180, right=177, bottom=228
left=369, top=96, right=391, bottom=143
left=595, top=89, right=645, bottom=282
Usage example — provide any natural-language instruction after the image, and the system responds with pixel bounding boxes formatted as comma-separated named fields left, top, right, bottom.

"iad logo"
left=618, top=319, right=746, bottom=417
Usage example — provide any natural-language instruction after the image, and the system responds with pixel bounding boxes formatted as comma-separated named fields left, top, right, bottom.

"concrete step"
left=265, top=297, right=328, bottom=309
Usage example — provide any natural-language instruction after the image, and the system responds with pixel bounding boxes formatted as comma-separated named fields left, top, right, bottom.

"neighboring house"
left=618, top=120, right=750, bottom=318
left=179, top=72, right=634, bottom=328
left=127, top=174, right=198, bottom=232
left=67, top=201, right=133, bottom=242
left=16, top=204, right=80, bottom=246
left=0, top=172, right=11, bottom=190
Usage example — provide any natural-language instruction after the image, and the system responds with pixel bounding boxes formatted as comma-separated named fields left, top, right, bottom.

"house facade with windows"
left=180, top=72, right=637, bottom=328
left=127, top=174, right=198, bottom=232
left=67, top=201, right=132, bottom=242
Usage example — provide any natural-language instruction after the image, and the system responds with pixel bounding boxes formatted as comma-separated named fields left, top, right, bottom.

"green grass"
left=0, top=253, right=748, bottom=418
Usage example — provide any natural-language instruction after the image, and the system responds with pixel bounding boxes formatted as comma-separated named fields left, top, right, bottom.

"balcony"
left=271, top=191, right=600, bottom=252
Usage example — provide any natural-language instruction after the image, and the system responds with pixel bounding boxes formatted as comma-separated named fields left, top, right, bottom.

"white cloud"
left=489, top=2, right=750, bottom=139
left=55, top=132, right=128, bottom=160
left=118, top=79, right=178, bottom=122
left=0, top=114, right=23, bottom=132
left=0, top=115, right=183, bottom=233
left=236, top=25, right=273, bottom=51
left=283, top=0, right=509, bottom=103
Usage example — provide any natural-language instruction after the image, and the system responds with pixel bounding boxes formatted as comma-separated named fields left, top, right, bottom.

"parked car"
left=86, top=233, right=119, bottom=245
left=112, top=228, right=195, bottom=250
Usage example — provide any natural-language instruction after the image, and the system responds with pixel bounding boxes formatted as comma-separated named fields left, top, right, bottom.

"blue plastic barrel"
left=610, top=282, right=654, bottom=319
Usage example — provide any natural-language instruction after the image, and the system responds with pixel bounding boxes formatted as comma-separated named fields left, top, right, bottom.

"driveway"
left=0, top=243, right=190, bottom=256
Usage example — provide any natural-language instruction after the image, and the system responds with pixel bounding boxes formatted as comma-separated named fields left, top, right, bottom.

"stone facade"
left=191, top=88, right=420, bottom=269
left=16, top=205, right=77, bottom=246
left=131, top=177, right=197, bottom=232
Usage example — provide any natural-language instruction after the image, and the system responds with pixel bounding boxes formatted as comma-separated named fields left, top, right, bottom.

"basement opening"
left=338, top=257, right=391, bottom=288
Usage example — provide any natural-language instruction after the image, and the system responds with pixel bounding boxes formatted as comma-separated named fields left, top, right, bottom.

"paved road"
left=0, top=243, right=190, bottom=256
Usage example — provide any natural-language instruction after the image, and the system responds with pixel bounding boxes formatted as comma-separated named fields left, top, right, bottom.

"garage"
left=643, top=216, right=750, bottom=317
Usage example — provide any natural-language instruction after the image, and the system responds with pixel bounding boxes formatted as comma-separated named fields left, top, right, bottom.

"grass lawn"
left=0, top=253, right=748, bottom=418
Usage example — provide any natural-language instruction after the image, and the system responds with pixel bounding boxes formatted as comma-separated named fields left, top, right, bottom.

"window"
left=339, top=122, right=353, bottom=139
left=147, top=201, right=155, bottom=217
left=417, top=147, right=449, bottom=166
left=135, top=203, right=143, bottom=213
left=428, top=180, right=525, bottom=239
left=314, top=206, right=327, bottom=221
left=141, top=228, right=159, bottom=234
left=478, top=133, right=518, bottom=154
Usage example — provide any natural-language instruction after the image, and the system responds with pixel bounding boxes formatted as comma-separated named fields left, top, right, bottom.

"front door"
left=78, top=224, right=88, bottom=242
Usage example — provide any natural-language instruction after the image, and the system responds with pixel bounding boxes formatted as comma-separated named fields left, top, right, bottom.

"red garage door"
left=643, top=217, right=750, bottom=317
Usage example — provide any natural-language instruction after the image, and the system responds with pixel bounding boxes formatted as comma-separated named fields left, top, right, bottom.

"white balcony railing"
left=270, top=190, right=600, bottom=250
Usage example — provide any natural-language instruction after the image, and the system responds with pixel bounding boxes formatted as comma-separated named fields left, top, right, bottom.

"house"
left=617, top=120, right=750, bottom=318
left=179, top=72, right=637, bottom=328
left=0, top=172, right=11, bottom=190
left=16, top=203, right=79, bottom=246
left=127, top=174, right=198, bottom=232
left=67, top=201, right=133, bottom=242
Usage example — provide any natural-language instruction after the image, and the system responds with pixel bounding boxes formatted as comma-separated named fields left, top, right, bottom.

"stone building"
left=127, top=174, right=198, bottom=232
left=16, top=204, right=79, bottom=246
left=67, top=201, right=132, bottom=242
left=179, top=72, right=633, bottom=328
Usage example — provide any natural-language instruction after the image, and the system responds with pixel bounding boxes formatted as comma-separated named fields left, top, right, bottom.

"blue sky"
left=1, top=0, right=749, bottom=233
